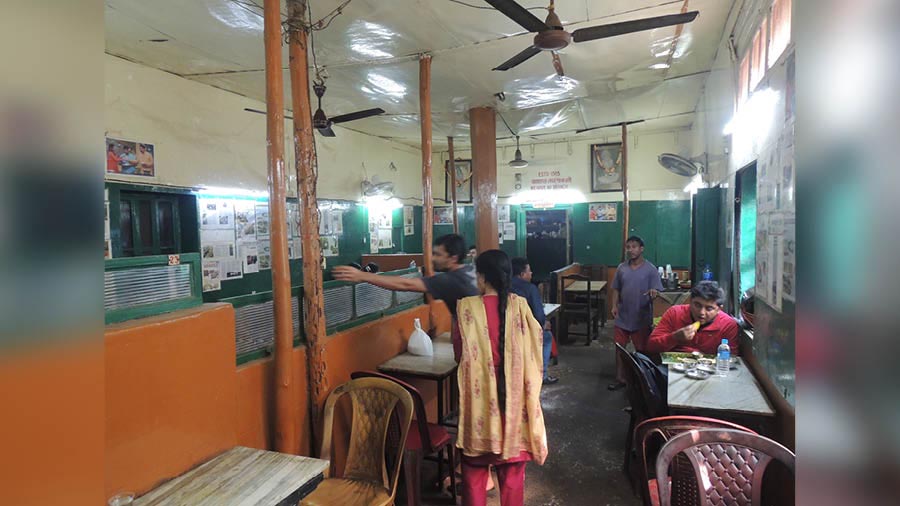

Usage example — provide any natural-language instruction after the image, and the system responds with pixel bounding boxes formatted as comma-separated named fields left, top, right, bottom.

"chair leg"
left=405, top=449, right=422, bottom=506
left=447, top=444, right=458, bottom=502
left=436, top=447, right=444, bottom=491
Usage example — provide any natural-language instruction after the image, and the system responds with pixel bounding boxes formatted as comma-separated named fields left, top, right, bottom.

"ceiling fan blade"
left=551, top=52, right=565, bottom=77
left=329, top=108, right=385, bottom=124
left=244, top=107, right=294, bottom=120
left=575, top=119, right=645, bottom=134
left=483, top=0, right=550, bottom=33
left=493, top=45, right=542, bottom=71
left=317, top=125, right=336, bottom=137
left=572, top=11, right=699, bottom=43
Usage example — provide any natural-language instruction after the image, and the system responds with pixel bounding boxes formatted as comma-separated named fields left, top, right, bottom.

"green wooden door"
left=691, top=188, right=722, bottom=283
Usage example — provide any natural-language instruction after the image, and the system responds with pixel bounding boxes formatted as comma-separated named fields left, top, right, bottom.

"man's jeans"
left=543, top=330, right=553, bottom=379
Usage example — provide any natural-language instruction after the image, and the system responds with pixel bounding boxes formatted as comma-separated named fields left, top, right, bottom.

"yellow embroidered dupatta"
left=455, top=294, right=548, bottom=464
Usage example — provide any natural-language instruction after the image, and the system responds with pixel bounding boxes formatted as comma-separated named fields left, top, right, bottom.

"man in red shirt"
left=646, top=281, right=739, bottom=355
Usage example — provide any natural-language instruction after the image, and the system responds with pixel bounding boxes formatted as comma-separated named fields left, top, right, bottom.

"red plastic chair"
left=634, top=416, right=757, bottom=506
left=655, top=428, right=796, bottom=506
left=351, top=371, right=457, bottom=505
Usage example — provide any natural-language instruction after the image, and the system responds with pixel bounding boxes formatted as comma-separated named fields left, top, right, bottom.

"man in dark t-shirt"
left=333, top=234, right=478, bottom=354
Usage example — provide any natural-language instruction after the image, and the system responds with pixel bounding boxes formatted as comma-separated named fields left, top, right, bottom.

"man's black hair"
left=468, top=245, right=477, bottom=252
left=691, top=280, right=725, bottom=305
left=511, top=257, right=530, bottom=277
left=625, top=235, right=645, bottom=247
left=434, top=234, right=467, bottom=264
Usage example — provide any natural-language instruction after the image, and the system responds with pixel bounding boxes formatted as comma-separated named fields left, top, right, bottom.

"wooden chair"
left=301, top=377, right=415, bottom=506
left=581, top=263, right=608, bottom=327
left=634, top=416, right=756, bottom=506
left=561, top=273, right=601, bottom=345
left=350, top=371, right=457, bottom=506
left=656, top=429, right=795, bottom=506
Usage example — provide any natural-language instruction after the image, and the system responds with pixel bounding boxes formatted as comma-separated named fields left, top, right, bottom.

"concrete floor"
left=415, top=326, right=642, bottom=506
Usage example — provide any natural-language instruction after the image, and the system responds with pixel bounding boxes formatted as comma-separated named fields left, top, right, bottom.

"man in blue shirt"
left=511, top=257, right=558, bottom=385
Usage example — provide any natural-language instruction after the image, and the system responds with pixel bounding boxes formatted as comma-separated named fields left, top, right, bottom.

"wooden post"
left=621, top=123, right=629, bottom=262
left=470, top=106, right=498, bottom=252
left=287, top=0, right=327, bottom=456
left=447, top=137, right=458, bottom=234
left=420, top=54, right=434, bottom=276
left=264, top=0, right=297, bottom=455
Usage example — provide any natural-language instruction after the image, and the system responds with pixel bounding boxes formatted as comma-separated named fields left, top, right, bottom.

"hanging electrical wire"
left=497, top=112, right=517, bottom=136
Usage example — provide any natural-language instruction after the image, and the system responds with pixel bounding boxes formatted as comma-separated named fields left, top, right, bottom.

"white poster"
left=498, top=205, right=510, bottom=223
left=767, top=234, right=783, bottom=312
left=104, top=196, right=112, bottom=259
left=241, top=242, right=259, bottom=274
left=320, top=235, right=340, bottom=257
left=403, top=206, right=413, bottom=227
left=755, top=214, right=770, bottom=303
left=200, top=229, right=236, bottom=259
left=782, top=219, right=796, bottom=302
left=332, top=210, right=343, bottom=235
left=377, top=229, right=393, bottom=250
left=255, top=204, right=270, bottom=238
left=369, top=234, right=379, bottom=254
left=219, top=258, right=244, bottom=281
left=503, top=221, right=516, bottom=240
left=234, top=200, right=257, bottom=242
left=202, top=260, right=221, bottom=292
left=258, top=241, right=271, bottom=270
left=290, top=237, right=303, bottom=260
left=319, top=208, right=331, bottom=235
left=404, top=224, right=414, bottom=236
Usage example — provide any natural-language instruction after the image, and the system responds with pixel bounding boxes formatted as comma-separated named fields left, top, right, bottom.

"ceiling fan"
left=485, top=0, right=699, bottom=77
left=243, top=82, right=385, bottom=137
left=311, top=82, right=385, bottom=137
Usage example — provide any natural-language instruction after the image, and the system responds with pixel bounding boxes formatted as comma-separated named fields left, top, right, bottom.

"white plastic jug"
left=407, top=318, right=433, bottom=356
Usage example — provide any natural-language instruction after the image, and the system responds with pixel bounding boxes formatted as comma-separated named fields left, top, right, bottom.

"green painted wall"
left=628, top=200, right=692, bottom=268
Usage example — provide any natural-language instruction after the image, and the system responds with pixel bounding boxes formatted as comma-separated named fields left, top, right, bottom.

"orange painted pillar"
left=420, top=54, right=434, bottom=276
left=470, top=106, right=498, bottom=252
left=263, top=0, right=297, bottom=454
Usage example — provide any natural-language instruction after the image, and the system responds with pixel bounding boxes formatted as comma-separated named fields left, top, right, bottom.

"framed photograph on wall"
left=445, top=159, right=473, bottom=203
left=589, top=203, right=617, bottom=222
left=590, top=142, right=623, bottom=192
left=106, top=136, right=155, bottom=177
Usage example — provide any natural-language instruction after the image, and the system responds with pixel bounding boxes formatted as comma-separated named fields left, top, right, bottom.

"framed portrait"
left=445, top=159, right=473, bottom=203
left=434, top=207, right=454, bottom=225
left=588, top=203, right=617, bottom=222
left=107, top=136, right=155, bottom=177
left=590, top=143, right=623, bottom=192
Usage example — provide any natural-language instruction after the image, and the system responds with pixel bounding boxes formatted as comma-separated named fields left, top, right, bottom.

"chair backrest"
left=320, top=377, right=414, bottom=502
left=655, top=428, right=796, bottom=506
left=550, top=262, right=582, bottom=302
left=634, top=416, right=757, bottom=506
left=350, top=370, right=433, bottom=451
left=616, top=344, right=664, bottom=421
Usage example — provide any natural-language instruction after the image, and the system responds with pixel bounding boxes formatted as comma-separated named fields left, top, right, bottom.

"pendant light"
left=508, top=135, right=529, bottom=168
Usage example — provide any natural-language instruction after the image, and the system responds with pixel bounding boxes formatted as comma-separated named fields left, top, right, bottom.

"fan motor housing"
left=534, top=29, right=571, bottom=51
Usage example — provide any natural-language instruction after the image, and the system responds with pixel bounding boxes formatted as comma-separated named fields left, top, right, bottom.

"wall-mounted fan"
left=657, top=153, right=703, bottom=177
left=485, top=0, right=698, bottom=77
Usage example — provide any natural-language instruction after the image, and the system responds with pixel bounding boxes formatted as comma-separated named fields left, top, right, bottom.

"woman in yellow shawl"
left=455, top=249, right=548, bottom=506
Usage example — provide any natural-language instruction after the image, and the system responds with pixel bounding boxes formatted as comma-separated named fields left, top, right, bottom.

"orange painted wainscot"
left=105, top=300, right=451, bottom=498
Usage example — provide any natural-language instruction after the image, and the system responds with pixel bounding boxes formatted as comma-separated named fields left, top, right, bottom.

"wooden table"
left=378, top=333, right=458, bottom=425
left=665, top=354, right=775, bottom=431
left=134, top=446, right=329, bottom=506
left=543, top=303, right=561, bottom=319
left=563, top=280, right=607, bottom=293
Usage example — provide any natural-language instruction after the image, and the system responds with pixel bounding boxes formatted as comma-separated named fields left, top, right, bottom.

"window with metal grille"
left=768, top=0, right=792, bottom=68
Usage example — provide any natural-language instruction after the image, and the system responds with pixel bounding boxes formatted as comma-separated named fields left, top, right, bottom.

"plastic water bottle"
left=702, top=264, right=713, bottom=281
left=716, top=339, right=730, bottom=377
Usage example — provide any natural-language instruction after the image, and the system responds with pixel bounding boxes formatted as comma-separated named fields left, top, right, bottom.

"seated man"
left=645, top=280, right=739, bottom=355
left=510, top=257, right=558, bottom=385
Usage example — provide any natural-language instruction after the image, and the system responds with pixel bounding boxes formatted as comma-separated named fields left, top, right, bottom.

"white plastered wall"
left=432, top=130, right=697, bottom=204
left=104, top=54, right=422, bottom=202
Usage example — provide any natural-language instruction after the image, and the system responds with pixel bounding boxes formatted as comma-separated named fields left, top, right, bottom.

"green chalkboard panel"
left=655, top=200, right=692, bottom=268
left=572, top=202, right=623, bottom=266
